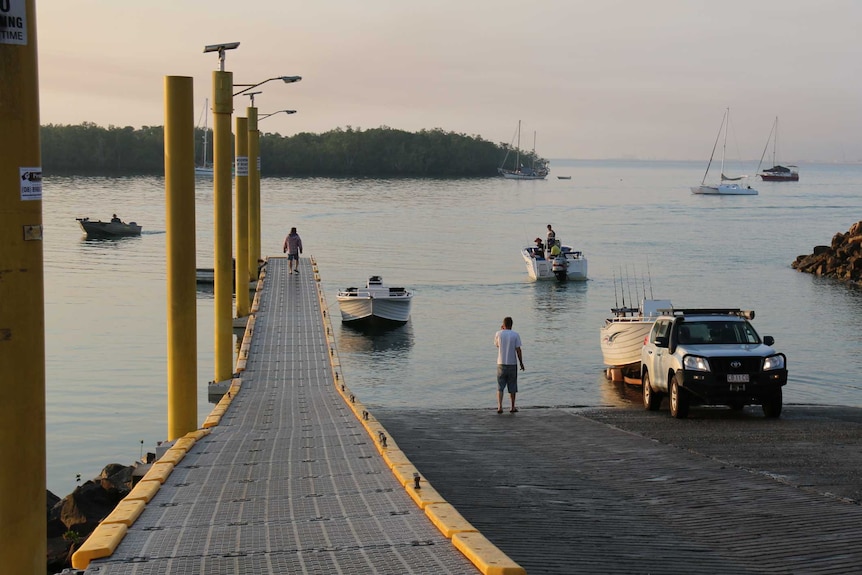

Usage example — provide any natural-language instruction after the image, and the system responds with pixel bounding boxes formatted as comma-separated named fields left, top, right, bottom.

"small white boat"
left=600, top=298, right=672, bottom=370
left=522, top=245, right=587, bottom=281
left=692, top=108, right=758, bottom=196
left=76, top=217, right=141, bottom=238
left=337, top=276, right=413, bottom=325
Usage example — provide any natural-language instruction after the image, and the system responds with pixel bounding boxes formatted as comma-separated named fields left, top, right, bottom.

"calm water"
left=42, top=160, right=862, bottom=495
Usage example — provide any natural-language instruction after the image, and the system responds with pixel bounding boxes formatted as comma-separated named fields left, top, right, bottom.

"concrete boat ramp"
left=75, top=257, right=862, bottom=574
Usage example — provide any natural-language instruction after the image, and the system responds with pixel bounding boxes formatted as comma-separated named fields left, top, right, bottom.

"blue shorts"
left=287, top=253, right=299, bottom=261
left=497, top=364, right=518, bottom=393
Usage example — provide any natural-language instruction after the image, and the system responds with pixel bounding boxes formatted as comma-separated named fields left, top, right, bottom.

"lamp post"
left=259, top=109, right=297, bottom=120
left=232, top=76, right=301, bottom=277
left=204, top=42, right=239, bottom=385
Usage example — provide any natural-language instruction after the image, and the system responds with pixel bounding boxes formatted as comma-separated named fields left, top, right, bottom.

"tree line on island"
left=40, top=122, right=545, bottom=177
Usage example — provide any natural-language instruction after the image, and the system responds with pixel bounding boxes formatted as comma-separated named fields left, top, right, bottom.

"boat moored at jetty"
left=336, top=276, right=413, bottom=326
left=76, top=216, right=142, bottom=238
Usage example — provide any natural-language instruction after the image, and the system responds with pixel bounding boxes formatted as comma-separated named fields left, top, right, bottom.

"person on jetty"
left=494, top=316, right=525, bottom=414
left=282, top=227, right=303, bottom=275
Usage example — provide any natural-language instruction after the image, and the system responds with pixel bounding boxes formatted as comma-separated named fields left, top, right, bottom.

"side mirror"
left=654, top=336, right=668, bottom=348
left=763, top=335, right=774, bottom=346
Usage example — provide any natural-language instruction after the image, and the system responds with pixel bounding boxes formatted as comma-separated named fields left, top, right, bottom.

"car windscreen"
left=677, top=320, right=760, bottom=345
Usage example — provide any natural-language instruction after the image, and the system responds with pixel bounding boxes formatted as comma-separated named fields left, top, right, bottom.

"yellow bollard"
left=212, top=70, right=234, bottom=382
left=247, top=106, right=261, bottom=281
left=0, top=2, right=47, bottom=572
left=234, top=116, right=249, bottom=318
left=164, top=76, right=198, bottom=439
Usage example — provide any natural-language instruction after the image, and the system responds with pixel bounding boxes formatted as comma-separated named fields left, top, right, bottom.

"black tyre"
left=670, top=373, right=689, bottom=419
left=762, top=388, right=783, bottom=418
left=643, top=371, right=662, bottom=411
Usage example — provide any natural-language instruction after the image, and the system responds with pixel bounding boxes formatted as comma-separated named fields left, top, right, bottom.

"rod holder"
left=413, top=473, right=421, bottom=489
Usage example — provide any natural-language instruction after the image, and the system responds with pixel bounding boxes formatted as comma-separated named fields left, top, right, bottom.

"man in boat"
left=533, top=237, right=545, bottom=257
left=111, top=214, right=121, bottom=223
left=546, top=224, right=556, bottom=253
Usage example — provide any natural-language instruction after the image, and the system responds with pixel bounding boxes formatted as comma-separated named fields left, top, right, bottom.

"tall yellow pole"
left=0, top=1, right=46, bottom=572
left=212, top=70, right=234, bottom=382
left=234, top=116, right=249, bottom=317
left=164, top=76, right=198, bottom=440
left=247, top=106, right=261, bottom=281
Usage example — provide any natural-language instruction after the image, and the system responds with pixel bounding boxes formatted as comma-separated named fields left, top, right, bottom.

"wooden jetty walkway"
left=75, top=257, right=520, bottom=574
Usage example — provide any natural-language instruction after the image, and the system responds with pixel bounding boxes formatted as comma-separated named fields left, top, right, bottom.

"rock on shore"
left=792, top=220, right=862, bottom=285
left=47, top=462, right=138, bottom=574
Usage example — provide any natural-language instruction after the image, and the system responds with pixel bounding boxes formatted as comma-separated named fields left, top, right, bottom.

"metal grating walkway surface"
left=84, top=257, right=478, bottom=574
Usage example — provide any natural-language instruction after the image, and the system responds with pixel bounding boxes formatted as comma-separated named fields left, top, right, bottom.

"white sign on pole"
left=20, top=167, right=42, bottom=200
left=235, top=156, right=249, bottom=177
left=0, top=0, right=28, bottom=46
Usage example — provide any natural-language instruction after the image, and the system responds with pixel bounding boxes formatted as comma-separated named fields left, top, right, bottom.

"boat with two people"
left=336, top=276, right=414, bottom=327
left=756, top=116, right=798, bottom=182
left=522, top=236, right=588, bottom=281
left=498, top=120, right=549, bottom=180
left=691, top=108, right=758, bottom=195
left=76, top=215, right=142, bottom=238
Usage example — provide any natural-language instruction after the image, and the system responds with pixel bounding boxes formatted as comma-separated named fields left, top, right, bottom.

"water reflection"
left=337, top=321, right=415, bottom=354
left=597, top=372, right=643, bottom=408
left=530, top=279, right=588, bottom=321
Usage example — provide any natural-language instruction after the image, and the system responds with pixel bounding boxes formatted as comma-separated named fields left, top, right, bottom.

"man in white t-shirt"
left=494, top=316, right=525, bottom=414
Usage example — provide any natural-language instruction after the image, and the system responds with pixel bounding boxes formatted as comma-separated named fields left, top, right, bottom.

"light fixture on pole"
left=203, top=42, right=240, bottom=71
left=260, top=110, right=297, bottom=120
left=233, top=75, right=302, bottom=97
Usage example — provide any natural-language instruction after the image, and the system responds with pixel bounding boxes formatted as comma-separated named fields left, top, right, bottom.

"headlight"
left=763, top=354, right=785, bottom=371
left=683, top=355, right=710, bottom=372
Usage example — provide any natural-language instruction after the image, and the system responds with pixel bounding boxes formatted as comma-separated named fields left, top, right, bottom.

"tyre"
left=762, top=388, right=783, bottom=418
left=669, top=373, right=689, bottom=419
left=642, top=371, right=662, bottom=411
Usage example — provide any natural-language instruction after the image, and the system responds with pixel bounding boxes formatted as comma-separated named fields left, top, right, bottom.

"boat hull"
left=336, top=297, right=412, bottom=325
left=600, top=320, right=654, bottom=368
left=522, top=248, right=588, bottom=281
left=499, top=169, right=547, bottom=180
left=77, top=218, right=142, bottom=238
left=759, top=171, right=798, bottom=182
left=691, top=184, right=758, bottom=195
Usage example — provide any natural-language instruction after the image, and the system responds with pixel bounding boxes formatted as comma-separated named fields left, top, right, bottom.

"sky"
left=34, top=0, right=862, bottom=162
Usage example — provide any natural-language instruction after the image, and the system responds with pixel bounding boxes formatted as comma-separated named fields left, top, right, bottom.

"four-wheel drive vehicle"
left=640, top=308, right=787, bottom=418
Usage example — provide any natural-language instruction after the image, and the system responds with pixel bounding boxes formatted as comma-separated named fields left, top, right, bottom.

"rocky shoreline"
left=47, top=460, right=149, bottom=574
left=792, top=220, right=862, bottom=285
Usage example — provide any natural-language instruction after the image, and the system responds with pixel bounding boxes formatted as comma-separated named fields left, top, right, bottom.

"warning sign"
left=235, top=156, right=249, bottom=177
left=20, top=167, right=42, bottom=200
left=0, top=0, right=28, bottom=46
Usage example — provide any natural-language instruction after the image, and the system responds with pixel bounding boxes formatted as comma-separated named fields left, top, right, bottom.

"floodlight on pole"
left=233, top=75, right=302, bottom=97
left=203, top=42, right=240, bottom=71
left=244, top=91, right=262, bottom=107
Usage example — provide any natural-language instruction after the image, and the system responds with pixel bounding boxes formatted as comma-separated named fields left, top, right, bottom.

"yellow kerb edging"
left=424, top=503, right=479, bottom=538
left=71, top=522, right=128, bottom=569
left=141, top=461, right=175, bottom=484
left=452, top=532, right=527, bottom=575
left=124, top=479, right=161, bottom=502
left=101, top=499, right=147, bottom=526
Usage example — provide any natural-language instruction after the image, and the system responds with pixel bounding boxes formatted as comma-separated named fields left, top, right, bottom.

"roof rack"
left=660, top=308, right=755, bottom=320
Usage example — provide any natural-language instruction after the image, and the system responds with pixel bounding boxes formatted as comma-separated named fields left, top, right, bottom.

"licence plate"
left=727, top=374, right=749, bottom=383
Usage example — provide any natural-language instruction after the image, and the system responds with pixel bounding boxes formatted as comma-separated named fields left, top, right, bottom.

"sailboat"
left=691, top=108, right=758, bottom=195
left=195, top=99, right=213, bottom=177
left=756, top=116, right=798, bottom=182
left=498, top=121, right=549, bottom=180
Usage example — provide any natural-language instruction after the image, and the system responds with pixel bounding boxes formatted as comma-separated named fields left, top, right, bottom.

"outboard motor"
left=552, top=255, right=568, bottom=281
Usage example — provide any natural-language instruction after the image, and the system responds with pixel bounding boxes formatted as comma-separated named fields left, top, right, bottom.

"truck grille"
left=708, top=357, right=762, bottom=374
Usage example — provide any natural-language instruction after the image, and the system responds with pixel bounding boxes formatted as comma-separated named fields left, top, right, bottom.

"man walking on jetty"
left=282, top=227, right=303, bottom=274
left=494, top=316, right=525, bottom=414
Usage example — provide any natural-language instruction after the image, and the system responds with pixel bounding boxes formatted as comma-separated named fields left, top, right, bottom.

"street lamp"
left=260, top=110, right=297, bottom=120
left=233, top=75, right=302, bottom=97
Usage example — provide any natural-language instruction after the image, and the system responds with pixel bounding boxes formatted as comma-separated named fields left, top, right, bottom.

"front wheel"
left=670, top=373, right=690, bottom=419
left=762, top=388, right=783, bottom=418
left=643, top=371, right=662, bottom=411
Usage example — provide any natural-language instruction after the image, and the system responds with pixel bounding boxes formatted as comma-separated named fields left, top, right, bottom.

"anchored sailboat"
left=195, top=99, right=213, bottom=177
left=757, top=116, right=798, bottom=182
left=498, top=120, right=549, bottom=180
left=691, top=108, right=757, bottom=196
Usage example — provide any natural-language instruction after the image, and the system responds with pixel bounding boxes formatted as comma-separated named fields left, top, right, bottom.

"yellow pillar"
left=212, top=70, right=234, bottom=382
left=0, top=1, right=46, bottom=572
left=234, top=116, right=249, bottom=317
left=164, top=76, right=198, bottom=440
left=247, top=106, right=261, bottom=281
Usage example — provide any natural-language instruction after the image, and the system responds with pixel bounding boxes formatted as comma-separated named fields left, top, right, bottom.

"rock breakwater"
left=792, top=221, right=862, bottom=285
